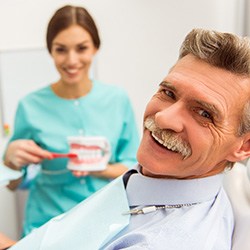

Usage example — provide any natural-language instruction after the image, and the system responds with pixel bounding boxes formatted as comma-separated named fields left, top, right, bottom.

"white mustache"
left=144, top=117, right=192, bottom=159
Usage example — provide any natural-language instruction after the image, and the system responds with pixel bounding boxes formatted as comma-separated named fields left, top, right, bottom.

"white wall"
left=0, top=0, right=246, bottom=240
left=245, top=0, right=250, bottom=35
left=0, top=0, right=245, bottom=128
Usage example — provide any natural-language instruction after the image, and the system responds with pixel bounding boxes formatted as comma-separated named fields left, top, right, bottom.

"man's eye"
left=164, top=89, right=176, bottom=100
left=197, top=109, right=213, bottom=120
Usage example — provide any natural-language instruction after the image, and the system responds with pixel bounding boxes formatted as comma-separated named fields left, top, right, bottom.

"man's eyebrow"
left=195, top=100, right=222, bottom=118
left=159, top=81, right=176, bottom=91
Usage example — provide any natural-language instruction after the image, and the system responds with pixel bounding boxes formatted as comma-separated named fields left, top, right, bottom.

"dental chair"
left=223, top=161, right=250, bottom=250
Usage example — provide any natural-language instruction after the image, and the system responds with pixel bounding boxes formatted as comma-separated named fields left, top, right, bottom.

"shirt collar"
left=126, top=165, right=224, bottom=206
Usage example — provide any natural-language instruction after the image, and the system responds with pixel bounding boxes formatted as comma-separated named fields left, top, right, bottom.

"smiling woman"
left=50, top=25, right=97, bottom=98
left=3, top=5, right=139, bottom=238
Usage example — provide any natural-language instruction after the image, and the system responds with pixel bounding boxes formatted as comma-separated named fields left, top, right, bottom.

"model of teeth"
left=72, top=149, right=102, bottom=162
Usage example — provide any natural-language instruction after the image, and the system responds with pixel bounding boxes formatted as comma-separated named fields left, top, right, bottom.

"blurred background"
left=0, top=0, right=249, bottom=240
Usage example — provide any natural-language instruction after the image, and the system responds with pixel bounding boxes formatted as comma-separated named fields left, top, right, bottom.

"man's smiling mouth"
left=144, top=117, right=192, bottom=160
left=151, top=132, right=179, bottom=153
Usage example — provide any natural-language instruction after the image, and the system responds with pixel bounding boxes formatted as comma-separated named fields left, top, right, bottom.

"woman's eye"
left=77, top=46, right=87, bottom=52
left=55, top=47, right=66, bottom=53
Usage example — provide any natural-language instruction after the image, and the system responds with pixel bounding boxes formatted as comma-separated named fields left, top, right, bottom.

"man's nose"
left=154, top=102, right=185, bottom=133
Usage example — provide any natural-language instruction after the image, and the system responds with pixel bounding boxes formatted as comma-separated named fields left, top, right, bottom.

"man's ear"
left=226, top=134, right=250, bottom=162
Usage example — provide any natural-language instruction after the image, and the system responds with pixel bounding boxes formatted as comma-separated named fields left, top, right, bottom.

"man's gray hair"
left=179, top=28, right=250, bottom=136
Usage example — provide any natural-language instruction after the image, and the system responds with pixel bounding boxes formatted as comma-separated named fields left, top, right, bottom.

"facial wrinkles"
left=144, top=117, right=192, bottom=159
left=171, top=59, right=241, bottom=118
left=187, top=79, right=238, bottom=136
left=206, top=87, right=241, bottom=137
left=202, top=70, right=247, bottom=121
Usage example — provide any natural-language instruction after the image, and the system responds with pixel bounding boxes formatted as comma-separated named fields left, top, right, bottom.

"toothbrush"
left=51, top=153, right=78, bottom=159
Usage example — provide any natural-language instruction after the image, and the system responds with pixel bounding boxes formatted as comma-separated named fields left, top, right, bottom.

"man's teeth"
left=152, top=133, right=164, bottom=144
left=152, top=133, right=177, bottom=152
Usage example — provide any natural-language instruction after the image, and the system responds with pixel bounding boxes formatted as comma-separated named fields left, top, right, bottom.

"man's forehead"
left=166, top=56, right=250, bottom=93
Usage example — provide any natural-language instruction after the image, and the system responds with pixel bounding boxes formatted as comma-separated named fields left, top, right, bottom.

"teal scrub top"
left=8, top=80, right=139, bottom=236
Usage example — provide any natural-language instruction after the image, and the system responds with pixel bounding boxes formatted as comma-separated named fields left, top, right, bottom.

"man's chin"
left=140, top=166, right=178, bottom=178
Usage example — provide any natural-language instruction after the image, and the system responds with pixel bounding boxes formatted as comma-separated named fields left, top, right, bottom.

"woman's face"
left=51, top=24, right=97, bottom=85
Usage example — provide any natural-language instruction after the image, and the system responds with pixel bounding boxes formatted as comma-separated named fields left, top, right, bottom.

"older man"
left=10, top=28, right=250, bottom=249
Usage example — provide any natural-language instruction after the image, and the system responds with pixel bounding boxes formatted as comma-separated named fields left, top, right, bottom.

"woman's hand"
left=71, top=163, right=129, bottom=179
left=4, top=139, right=53, bottom=170
left=72, top=170, right=90, bottom=177
left=0, top=232, right=16, bottom=249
